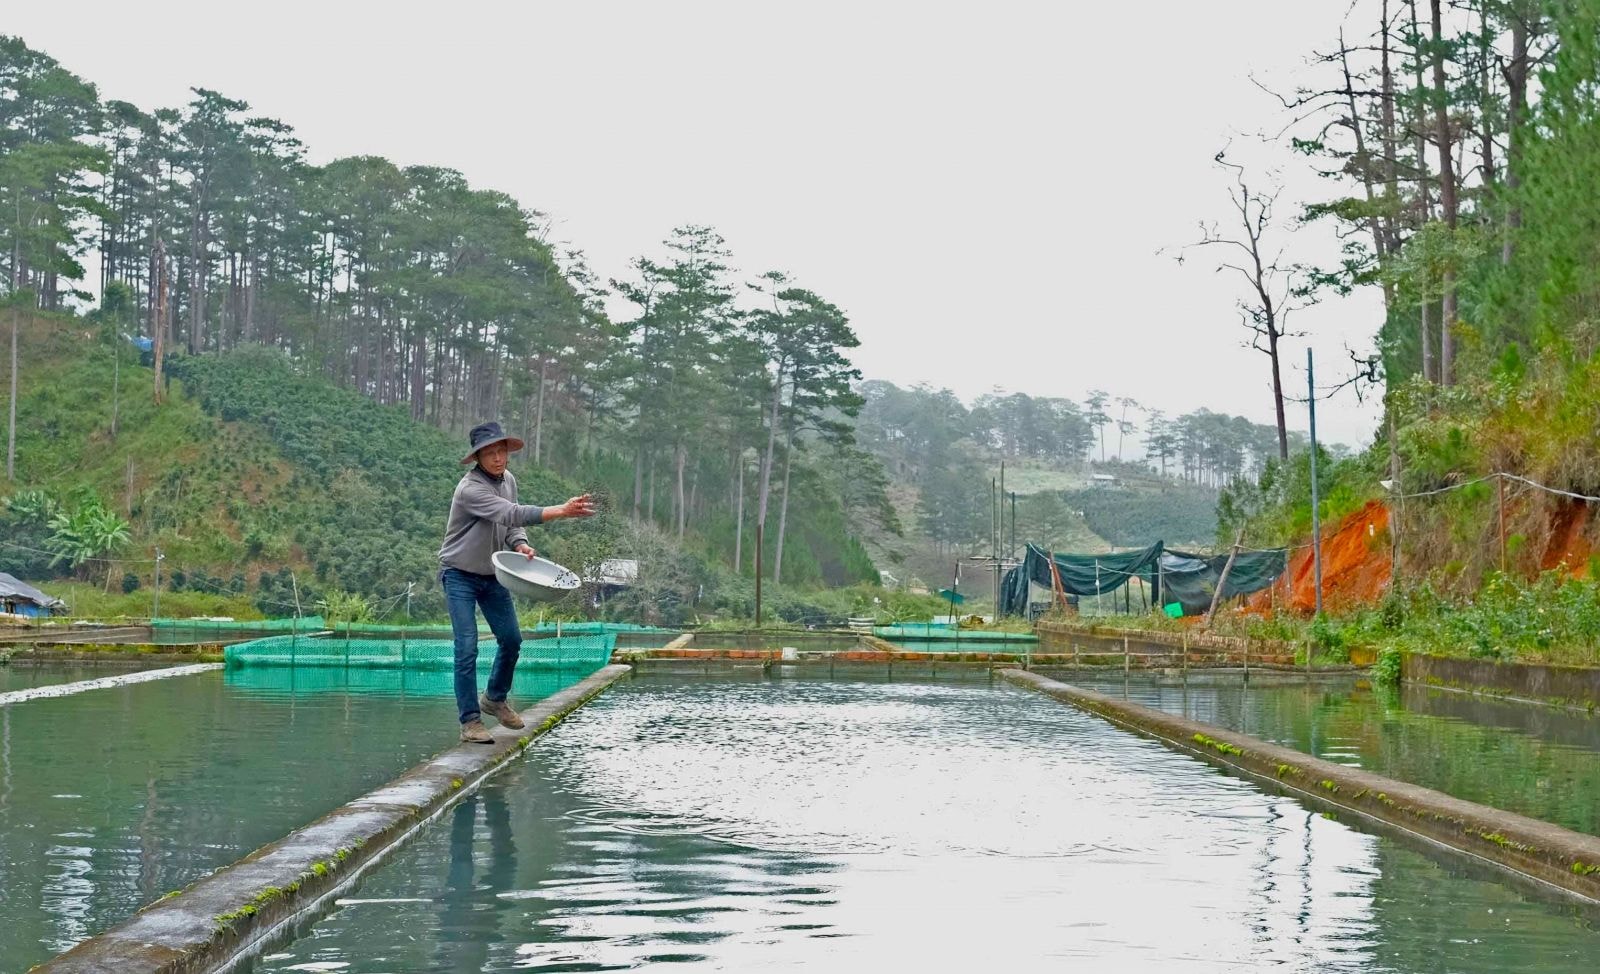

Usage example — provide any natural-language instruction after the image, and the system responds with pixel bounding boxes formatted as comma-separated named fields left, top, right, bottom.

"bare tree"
left=1177, top=152, right=1307, bottom=462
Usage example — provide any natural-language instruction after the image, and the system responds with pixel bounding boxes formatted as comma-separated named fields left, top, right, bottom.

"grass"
left=31, top=582, right=262, bottom=621
left=1047, top=566, right=1600, bottom=669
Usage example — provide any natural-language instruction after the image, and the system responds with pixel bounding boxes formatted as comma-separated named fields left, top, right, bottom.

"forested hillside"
left=851, top=380, right=1290, bottom=576
left=1211, top=0, right=1600, bottom=631
left=0, top=31, right=1377, bottom=621
left=0, top=35, right=887, bottom=611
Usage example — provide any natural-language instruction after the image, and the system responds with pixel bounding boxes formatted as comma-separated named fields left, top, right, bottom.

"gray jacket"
left=438, top=467, right=545, bottom=576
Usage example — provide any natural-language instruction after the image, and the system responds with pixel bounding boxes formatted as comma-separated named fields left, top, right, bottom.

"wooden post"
left=1047, top=550, right=1068, bottom=611
left=1205, top=530, right=1245, bottom=628
left=1123, top=635, right=1130, bottom=674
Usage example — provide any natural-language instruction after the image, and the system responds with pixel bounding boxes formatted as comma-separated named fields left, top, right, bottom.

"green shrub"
left=1374, top=647, right=1403, bottom=687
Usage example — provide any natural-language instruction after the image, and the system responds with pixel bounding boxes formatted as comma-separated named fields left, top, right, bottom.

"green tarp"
left=1158, top=548, right=1287, bottom=614
left=999, top=542, right=1162, bottom=615
left=1000, top=542, right=1285, bottom=617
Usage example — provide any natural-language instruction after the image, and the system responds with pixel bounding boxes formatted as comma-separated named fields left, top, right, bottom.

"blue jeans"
left=441, top=568, right=522, bottom=724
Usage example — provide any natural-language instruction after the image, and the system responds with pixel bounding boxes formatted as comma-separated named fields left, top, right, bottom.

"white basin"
left=491, top=551, right=582, bottom=602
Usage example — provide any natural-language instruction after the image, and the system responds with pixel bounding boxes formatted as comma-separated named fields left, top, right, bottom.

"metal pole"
left=151, top=547, right=162, bottom=620
left=992, top=477, right=1000, bottom=614
left=1095, top=561, right=1102, bottom=615
left=947, top=559, right=960, bottom=628
left=1388, top=404, right=1401, bottom=589
left=1308, top=347, right=1324, bottom=617
left=1497, top=474, right=1507, bottom=574
left=1010, top=491, right=1017, bottom=561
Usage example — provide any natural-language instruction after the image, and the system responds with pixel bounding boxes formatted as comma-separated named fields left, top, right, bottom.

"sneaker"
left=460, top=718, right=494, bottom=744
left=479, top=694, right=526, bottom=730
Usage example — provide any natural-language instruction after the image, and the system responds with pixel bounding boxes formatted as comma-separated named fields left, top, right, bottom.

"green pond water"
left=245, top=676, right=1600, bottom=973
left=1068, top=671, right=1600, bottom=838
left=0, top=663, right=600, bottom=970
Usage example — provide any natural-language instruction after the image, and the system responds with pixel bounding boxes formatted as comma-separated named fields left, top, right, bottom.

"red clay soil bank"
left=1541, top=499, right=1592, bottom=577
left=1248, top=494, right=1595, bottom=617
left=1250, top=500, right=1393, bottom=614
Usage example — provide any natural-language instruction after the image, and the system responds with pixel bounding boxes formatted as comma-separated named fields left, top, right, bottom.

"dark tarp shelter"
left=999, top=542, right=1286, bottom=618
left=999, top=542, right=1163, bottom=616
left=1157, top=548, right=1287, bottom=614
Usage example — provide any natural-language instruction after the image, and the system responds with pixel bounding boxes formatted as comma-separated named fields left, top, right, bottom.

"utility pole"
left=1388, top=405, right=1400, bottom=587
left=992, top=476, right=999, bottom=612
left=151, top=547, right=164, bottom=620
left=1308, top=348, right=1324, bottom=616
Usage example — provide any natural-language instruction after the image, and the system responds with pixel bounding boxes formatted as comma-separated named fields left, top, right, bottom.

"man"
left=440, top=421, right=596, bottom=743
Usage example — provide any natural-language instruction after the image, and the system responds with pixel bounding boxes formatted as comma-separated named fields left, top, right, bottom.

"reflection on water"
left=1068, top=671, right=1600, bottom=838
left=0, top=666, right=593, bottom=970
left=248, top=677, right=1600, bottom=973
left=0, top=664, right=169, bottom=693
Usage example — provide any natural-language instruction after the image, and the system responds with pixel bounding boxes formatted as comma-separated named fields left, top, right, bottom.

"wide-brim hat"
left=461, top=421, right=525, bottom=465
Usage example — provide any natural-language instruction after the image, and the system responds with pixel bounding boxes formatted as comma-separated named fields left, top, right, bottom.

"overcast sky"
left=9, top=0, right=1386, bottom=448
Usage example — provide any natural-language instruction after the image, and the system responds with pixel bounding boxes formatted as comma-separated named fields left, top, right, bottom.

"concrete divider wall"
left=1406, top=653, right=1600, bottom=711
left=1001, top=668, right=1600, bottom=903
left=34, top=664, right=633, bottom=974
left=1033, top=621, right=1302, bottom=666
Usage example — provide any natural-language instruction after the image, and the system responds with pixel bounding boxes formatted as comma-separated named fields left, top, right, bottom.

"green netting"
left=873, top=625, right=1037, bottom=643
left=224, top=633, right=616, bottom=670
left=224, top=662, right=603, bottom=699
left=1000, top=542, right=1288, bottom=616
left=328, top=621, right=670, bottom=637
left=153, top=616, right=326, bottom=632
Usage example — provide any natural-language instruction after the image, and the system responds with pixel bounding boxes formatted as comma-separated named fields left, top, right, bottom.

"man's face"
left=477, top=442, right=509, bottom=475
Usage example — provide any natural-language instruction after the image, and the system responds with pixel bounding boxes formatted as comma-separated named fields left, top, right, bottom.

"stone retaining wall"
left=1033, top=621, right=1304, bottom=666
left=1406, top=653, right=1600, bottom=711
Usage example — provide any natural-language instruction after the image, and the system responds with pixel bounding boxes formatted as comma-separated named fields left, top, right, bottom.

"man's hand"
left=514, top=542, right=537, bottom=560
left=553, top=494, right=598, bottom=520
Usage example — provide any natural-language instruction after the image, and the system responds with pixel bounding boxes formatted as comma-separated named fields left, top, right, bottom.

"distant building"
left=0, top=572, right=66, bottom=617
left=1090, top=473, right=1119, bottom=490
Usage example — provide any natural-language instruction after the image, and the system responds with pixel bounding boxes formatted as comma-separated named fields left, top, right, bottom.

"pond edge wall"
left=1000, top=668, right=1600, bottom=903
left=1405, top=652, right=1600, bottom=712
